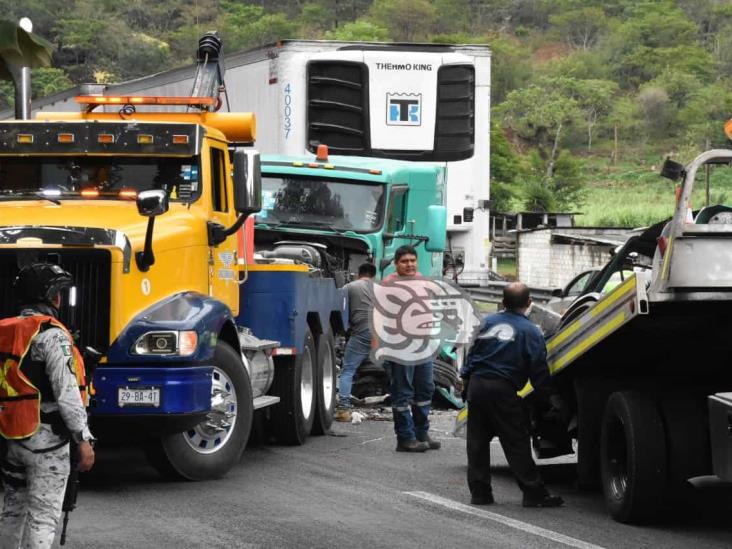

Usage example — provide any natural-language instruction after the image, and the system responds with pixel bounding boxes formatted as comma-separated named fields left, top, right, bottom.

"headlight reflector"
left=133, top=330, right=198, bottom=356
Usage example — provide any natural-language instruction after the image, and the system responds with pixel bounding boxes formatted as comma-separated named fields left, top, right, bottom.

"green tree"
left=489, top=120, right=522, bottom=211
left=549, top=7, right=608, bottom=50
left=498, top=79, right=581, bottom=177
left=217, top=3, right=299, bottom=51
left=31, top=67, right=72, bottom=98
left=646, top=68, right=702, bottom=110
left=488, top=34, right=533, bottom=104
left=678, top=82, right=732, bottom=147
left=299, top=2, right=338, bottom=37
left=521, top=178, right=557, bottom=212
left=600, top=3, right=714, bottom=88
left=605, top=94, right=643, bottom=162
left=560, top=78, right=619, bottom=150
left=432, top=0, right=471, bottom=35
left=636, top=85, right=672, bottom=139
left=520, top=149, right=584, bottom=212
left=324, top=20, right=390, bottom=41
left=368, top=0, right=437, bottom=41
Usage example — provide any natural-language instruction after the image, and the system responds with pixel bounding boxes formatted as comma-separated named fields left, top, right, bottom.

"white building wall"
left=518, top=228, right=632, bottom=287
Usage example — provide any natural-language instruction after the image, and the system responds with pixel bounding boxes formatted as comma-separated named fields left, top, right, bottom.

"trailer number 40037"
left=284, top=83, right=292, bottom=139
left=118, top=387, right=160, bottom=407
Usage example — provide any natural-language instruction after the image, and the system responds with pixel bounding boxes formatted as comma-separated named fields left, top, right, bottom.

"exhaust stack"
left=12, top=18, right=34, bottom=120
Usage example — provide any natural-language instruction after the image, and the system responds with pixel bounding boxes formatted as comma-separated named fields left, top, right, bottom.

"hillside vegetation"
left=4, top=0, right=732, bottom=226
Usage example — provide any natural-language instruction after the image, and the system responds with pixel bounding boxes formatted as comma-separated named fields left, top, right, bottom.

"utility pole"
left=705, top=138, right=711, bottom=206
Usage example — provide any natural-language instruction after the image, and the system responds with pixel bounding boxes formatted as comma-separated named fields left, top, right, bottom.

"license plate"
left=118, top=387, right=160, bottom=407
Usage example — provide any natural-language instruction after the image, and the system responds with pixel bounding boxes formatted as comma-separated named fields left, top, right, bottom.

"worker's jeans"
left=466, top=376, right=546, bottom=499
left=338, top=330, right=372, bottom=408
left=386, top=361, right=434, bottom=441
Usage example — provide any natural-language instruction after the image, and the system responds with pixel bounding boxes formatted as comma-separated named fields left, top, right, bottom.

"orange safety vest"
left=0, top=315, right=87, bottom=440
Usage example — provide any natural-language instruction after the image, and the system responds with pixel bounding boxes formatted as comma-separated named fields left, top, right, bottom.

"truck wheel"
left=270, top=328, right=316, bottom=445
left=657, top=394, right=711, bottom=482
left=575, top=377, right=612, bottom=490
left=601, top=391, right=667, bottom=523
left=153, top=341, right=253, bottom=480
left=312, top=332, right=336, bottom=435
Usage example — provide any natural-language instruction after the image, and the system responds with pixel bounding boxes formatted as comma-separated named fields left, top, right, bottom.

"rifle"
left=59, top=440, right=79, bottom=546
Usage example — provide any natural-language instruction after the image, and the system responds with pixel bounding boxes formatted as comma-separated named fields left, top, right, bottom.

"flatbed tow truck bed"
left=529, top=149, right=732, bottom=524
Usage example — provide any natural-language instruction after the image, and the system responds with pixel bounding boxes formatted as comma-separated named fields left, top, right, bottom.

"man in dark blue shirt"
left=461, top=282, right=563, bottom=508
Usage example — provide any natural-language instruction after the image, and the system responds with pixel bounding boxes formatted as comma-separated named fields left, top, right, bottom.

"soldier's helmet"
left=14, top=263, right=74, bottom=307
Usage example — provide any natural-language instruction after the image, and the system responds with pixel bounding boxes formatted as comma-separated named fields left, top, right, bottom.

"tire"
left=150, top=341, right=253, bottom=480
left=601, top=391, right=667, bottom=523
left=312, top=331, right=336, bottom=436
left=657, top=394, right=711, bottom=482
left=575, top=377, right=613, bottom=490
left=269, top=328, right=316, bottom=445
left=433, top=358, right=458, bottom=390
left=560, top=293, right=600, bottom=327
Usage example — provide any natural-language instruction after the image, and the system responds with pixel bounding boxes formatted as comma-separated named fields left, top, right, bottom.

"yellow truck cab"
left=0, top=33, right=347, bottom=480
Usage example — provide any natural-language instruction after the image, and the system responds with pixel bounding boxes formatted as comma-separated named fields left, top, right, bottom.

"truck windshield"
left=258, top=175, right=385, bottom=233
left=0, top=156, right=200, bottom=202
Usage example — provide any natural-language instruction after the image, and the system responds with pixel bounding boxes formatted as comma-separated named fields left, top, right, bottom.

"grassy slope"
left=574, top=146, right=732, bottom=228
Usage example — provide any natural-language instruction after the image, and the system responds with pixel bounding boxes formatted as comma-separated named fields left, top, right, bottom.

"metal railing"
left=464, top=281, right=556, bottom=305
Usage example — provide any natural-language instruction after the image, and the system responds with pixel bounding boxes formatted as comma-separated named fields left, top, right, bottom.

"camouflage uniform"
left=0, top=306, right=91, bottom=549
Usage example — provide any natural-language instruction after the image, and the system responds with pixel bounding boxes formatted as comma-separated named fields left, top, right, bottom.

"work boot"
left=334, top=407, right=353, bottom=422
left=522, top=493, right=564, bottom=508
left=396, top=439, right=429, bottom=452
left=416, top=433, right=441, bottom=450
left=470, top=493, right=495, bottom=505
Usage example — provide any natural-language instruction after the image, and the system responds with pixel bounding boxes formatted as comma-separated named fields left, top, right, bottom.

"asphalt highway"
left=62, top=411, right=732, bottom=549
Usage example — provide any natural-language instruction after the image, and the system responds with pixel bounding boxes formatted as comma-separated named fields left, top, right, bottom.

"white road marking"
left=361, top=437, right=385, bottom=445
left=404, top=491, right=605, bottom=549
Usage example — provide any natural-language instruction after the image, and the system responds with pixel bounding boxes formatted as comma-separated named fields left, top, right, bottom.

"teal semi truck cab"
left=256, top=148, right=468, bottom=405
left=256, top=148, right=447, bottom=280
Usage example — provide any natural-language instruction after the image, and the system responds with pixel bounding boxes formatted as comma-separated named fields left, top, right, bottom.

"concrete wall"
left=517, top=228, right=632, bottom=288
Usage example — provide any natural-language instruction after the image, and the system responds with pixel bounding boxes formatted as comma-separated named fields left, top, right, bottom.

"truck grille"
left=307, top=61, right=370, bottom=154
left=0, top=249, right=111, bottom=353
left=435, top=65, right=475, bottom=160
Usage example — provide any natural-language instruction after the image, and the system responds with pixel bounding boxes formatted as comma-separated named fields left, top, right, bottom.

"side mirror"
left=135, top=190, right=169, bottom=272
left=424, top=205, right=447, bottom=252
left=232, top=149, right=262, bottom=215
left=136, top=189, right=169, bottom=217
left=551, top=288, right=563, bottom=298
left=660, top=157, right=685, bottom=181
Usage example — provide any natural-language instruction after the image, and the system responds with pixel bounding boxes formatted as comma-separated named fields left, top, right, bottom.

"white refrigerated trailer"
left=23, top=40, right=492, bottom=285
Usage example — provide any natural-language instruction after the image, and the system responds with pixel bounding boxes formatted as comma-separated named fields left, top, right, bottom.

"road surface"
left=61, top=410, right=732, bottom=548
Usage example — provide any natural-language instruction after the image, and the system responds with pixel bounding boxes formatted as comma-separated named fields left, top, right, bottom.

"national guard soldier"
left=0, top=263, right=95, bottom=549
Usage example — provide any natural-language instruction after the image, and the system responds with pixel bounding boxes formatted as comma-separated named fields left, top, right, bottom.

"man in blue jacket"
left=461, top=282, right=563, bottom=507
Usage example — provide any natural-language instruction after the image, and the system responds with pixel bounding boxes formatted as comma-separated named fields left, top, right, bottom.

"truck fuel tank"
left=238, top=328, right=277, bottom=398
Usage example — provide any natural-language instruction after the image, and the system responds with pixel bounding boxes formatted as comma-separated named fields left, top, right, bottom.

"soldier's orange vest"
left=0, top=315, right=87, bottom=440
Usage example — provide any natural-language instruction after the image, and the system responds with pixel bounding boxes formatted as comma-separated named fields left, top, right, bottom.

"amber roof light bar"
left=75, top=95, right=217, bottom=112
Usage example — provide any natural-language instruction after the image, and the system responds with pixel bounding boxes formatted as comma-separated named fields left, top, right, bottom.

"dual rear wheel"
left=599, top=390, right=708, bottom=523
left=269, top=328, right=336, bottom=445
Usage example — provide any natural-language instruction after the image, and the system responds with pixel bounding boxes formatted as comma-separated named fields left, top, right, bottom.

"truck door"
left=382, top=185, right=409, bottom=276
left=208, top=145, right=240, bottom=315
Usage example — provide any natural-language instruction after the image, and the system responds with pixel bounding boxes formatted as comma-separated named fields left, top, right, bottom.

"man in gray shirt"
left=335, top=262, right=376, bottom=422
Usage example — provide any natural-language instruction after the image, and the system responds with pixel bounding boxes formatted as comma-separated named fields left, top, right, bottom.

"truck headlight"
left=133, top=330, right=198, bottom=356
